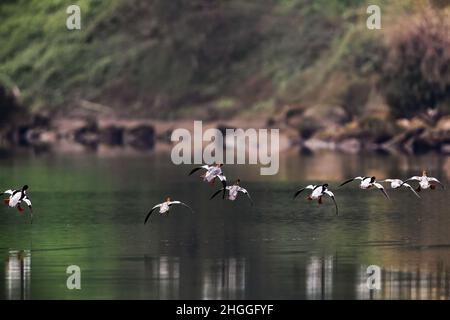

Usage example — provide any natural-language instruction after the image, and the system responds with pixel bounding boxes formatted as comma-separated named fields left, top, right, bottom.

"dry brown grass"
left=381, top=6, right=450, bottom=117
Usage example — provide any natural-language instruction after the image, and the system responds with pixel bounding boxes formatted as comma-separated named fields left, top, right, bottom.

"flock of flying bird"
left=0, top=166, right=445, bottom=224
left=144, top=164, right=253, bottom=224
left=143, top=166, right=445, bottom=221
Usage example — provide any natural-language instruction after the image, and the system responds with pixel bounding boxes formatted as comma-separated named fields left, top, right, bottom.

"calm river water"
left=0, top=150, right=449, bottom=299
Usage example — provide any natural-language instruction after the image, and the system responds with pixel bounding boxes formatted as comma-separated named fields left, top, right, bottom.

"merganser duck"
left=339, top=176, right=389, bottom=199
left=401, top=171, right=444, bottom=192
left=210, top=179, right=253, bottom=205
left=2, top=185, right=33, bottom=223
left=144, top=197, right=194, bottom=224
left=189, top=164, right=227, bottom=188
left=379, top=179, right=420, bottom=198
left=293, top=184, right=338, bottom=215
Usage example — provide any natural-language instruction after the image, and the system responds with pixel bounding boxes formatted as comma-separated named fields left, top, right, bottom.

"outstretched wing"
left=293, top=185, right=315, bottom=199
left=402, top=183, right=421, bottom=198
left=216, top=174, right=227, bottom=191
left=428, top=177, right=445, bottom=189
left=238, top=187, right=253, bottom=205
left=169, top=201, right=194, bottom=213
left=2, top=189, right=13, bottom=195
left=373, top=183, right=390, bottom=199
left=400, top=176, right=421, bottom=186
left=144, top=204, right=162, bottom=224
left=379, top=179, right=394, bottom=183
left=188, top=165, right=210, bottom=176
left=324, top=190, right=338, bottom=216
left=210, top=188, right=225, bottom=200
left=22, top=197, right=33, bottom=211
left=339, top=177, right=363, bottom=187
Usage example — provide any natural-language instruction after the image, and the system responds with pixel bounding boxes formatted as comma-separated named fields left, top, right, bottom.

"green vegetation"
left=380, top=8, right=450, bottom=118
left=0, top=0, right=449, bottom=120
left=0, top=84, right=23, bottom=129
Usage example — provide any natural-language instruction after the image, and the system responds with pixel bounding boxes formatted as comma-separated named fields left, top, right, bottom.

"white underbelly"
left=228, top=192, right=238, bottom=201
left=311, top=189, right=322, bottom=199
left=420, top=181, right=430, bottom=189
left=9, top=194, right=21, bottom=207
left=159, top=203, right=170, bottom=213
left=205, top=172, right=217, bottom=182
left=391, top=182, right=401, bottom=188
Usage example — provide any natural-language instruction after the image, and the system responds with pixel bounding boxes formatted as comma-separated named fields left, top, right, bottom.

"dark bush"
left=297, top=118, right=323, bottom=139
left=341, top=81, right=371, bottom=120
left=0, top=85, right=21, bottom=127
left=358, top=116, right=395, bottom=144
left=379, top=10, right=450, bottom=119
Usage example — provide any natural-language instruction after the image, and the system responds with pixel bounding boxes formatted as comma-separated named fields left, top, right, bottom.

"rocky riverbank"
left=1, top=110, right=450, bottom=156
left=292, top=117, right=450, bottom=155
left=274, top=106, right=450, bottom=155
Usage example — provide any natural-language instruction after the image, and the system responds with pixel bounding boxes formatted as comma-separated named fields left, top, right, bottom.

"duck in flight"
left=210, top=179, right=253, bottom=205
left=379, top=179, right=420, bottom=198
left=144, top=197, right=194, bottom=224
left=339, top=176, right=389, bottom=199
left=293, top=184, right=338, bottom=215
left=1, top=185, right=33, bottom=223
left=189, top=164, right=227, bottom=188
left=401, top=171, right=444, bottom=192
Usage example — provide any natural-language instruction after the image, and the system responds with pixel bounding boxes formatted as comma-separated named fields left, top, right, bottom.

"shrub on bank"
left=380, top=9, right=450, bottom=119
left=0, top=84, right=22, bottom=128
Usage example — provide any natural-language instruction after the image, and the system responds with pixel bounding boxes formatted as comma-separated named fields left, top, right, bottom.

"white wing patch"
left=23, top=198, right=32, bottom=207
left=324, top=190, right=334, bottom=198
left=238, top=187, right=248, bottom=194
left=151, top=203, right=163, bottom=210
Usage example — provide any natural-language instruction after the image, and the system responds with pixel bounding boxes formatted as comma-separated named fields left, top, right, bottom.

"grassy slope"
left=0, top=0, right=430, bottom=120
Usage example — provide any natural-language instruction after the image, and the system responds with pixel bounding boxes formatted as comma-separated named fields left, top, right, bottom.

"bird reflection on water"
left=0, top=152, right=449, bottom=299
left=5, top=250, right=31, bottom=300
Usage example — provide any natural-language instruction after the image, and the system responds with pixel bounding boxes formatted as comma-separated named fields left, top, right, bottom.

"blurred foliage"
left=0, top=85, right=22, bottom=128
left=380, top=8, right=450, bottom=118
left=0, top=0, right=449, bottom=119
left=358, top=115, right=396, bottom=143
